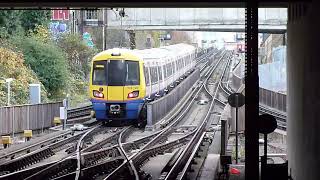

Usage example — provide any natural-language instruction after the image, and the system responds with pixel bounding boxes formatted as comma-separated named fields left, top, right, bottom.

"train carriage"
left=89, top=43, right=196, bottom=125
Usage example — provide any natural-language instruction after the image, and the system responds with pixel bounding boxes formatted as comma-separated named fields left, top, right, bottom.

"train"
left=89, top=43, right=198, bottom=126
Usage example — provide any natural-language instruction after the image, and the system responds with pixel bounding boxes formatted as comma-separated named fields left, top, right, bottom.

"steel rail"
left=105, top=50, right=228, bottom=180
left=163, top=51, right=230, bottom=180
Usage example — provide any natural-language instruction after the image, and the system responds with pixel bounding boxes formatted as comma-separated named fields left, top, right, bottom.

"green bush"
left=12, top=36, right=69, bottom=99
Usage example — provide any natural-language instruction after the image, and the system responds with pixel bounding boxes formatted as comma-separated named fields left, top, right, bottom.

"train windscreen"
left=92, top=61, right=107, bottom=85
left=92, top=60, right=139, bottom=86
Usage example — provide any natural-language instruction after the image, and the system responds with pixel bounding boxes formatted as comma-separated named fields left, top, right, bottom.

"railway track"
left=162, top=52, right=232, bottom=180
left=67, top=105, right=93, bottom=124
left=0, top=104, right=94, bottom=165
left=219, top=62, right=288, bottom=131
left=0, top=50, right=225, bottom=180
left=30, top=50, right=225, bottom=180
left=98, top=51, right=231, bottom=180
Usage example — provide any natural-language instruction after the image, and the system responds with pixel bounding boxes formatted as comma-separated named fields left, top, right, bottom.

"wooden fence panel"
left=0, top=102, right=63, bottom=135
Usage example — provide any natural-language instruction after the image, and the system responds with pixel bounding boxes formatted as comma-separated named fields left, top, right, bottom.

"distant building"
left=259, top=34, right=285, bottom=64
left=73, top=9, right=104, bottom=35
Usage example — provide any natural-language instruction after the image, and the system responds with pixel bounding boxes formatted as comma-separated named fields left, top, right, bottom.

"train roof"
left=134, top=43, right=196, bottom=61
left=92, top=43, right=195, bottom=61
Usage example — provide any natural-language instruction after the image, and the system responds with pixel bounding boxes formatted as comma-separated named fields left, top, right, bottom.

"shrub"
left=0, top=47, right=48, bottom=106
left=12, top=36, right=69, bottom=99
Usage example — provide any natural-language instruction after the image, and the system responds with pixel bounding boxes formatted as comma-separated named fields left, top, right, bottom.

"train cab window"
left=125, top=60, right=140, bottom=86
left=107, top=60, right=140, bottom=86
left=107, top=60, right=125, bottom=86
left=92, top=61, right=107, bottom=85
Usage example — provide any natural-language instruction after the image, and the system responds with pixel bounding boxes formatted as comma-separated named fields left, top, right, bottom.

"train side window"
left=163, top=65, right=167, bottom=79
left=144, top=65, right=150, bottom=86
left=176, top=61, right=179, bottom=71
left=172, top=60, right=175, bottom=72
left=158, top=66, right=163, bottom=81
left=167, top=63, right=171, bottom=77
left=151, top=67, right=158, bottom=84
left=183, top=57, right=185, bottom=67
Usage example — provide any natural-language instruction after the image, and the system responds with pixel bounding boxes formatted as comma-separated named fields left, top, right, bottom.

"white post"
left=7, top=81, right=10, bottom=106
left=12, top=106, right=14, bottom=140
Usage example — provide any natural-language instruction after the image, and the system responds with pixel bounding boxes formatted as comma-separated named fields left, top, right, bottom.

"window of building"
left=85, top=10, right=98, bottom=20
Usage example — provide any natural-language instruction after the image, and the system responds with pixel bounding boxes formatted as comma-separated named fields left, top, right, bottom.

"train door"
left=122, top=60, right=141, bottom=101
left=107, top=60, right=125, bottom=101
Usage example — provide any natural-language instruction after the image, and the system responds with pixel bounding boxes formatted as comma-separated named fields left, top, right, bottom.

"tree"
left=0, top=10, right=50, bottom=39
left=0, top=10, right=23, bottom=38
left=0, top=46, right=48, bottom=105
left=12, top=36, right=69, bottom=98
left=20, top=10, right=51, bottom=33
left=57, top=33, right=97, bottom=79
left=170, top=31, right=192, bottom=44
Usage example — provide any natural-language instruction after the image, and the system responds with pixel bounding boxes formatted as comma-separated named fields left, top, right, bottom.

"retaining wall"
left=147, top=69, right=200, bottom=127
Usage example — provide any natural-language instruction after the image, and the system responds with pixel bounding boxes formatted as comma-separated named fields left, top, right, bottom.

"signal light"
left=128, top=91, right=139, bottom=98
left=93, top=90, right=104, bottom=98
left=230, top=167, right=241, bottom=175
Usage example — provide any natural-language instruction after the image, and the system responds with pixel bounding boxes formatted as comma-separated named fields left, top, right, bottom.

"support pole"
left=7, top=81, right=10, bottom=106
left=102, top=8, right=106, bottom=50
left=245, top=2, right=259, bottom=180
left=235, top=106, right=238, bottom=164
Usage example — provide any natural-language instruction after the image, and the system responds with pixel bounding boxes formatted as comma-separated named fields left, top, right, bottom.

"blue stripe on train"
left=91, top=98, right=145, bottom=121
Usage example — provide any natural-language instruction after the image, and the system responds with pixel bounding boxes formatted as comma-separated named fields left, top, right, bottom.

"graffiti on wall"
left=83, top=32, right=94, bottom=48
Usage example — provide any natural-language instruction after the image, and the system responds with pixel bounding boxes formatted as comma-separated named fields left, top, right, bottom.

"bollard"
left=2, top=136, right=12, bottom=149
left=54, top=117, right=61, bottom=126
left=90, top=110, right=95, bottom=118
left=24, top=130, right=32, bottom=142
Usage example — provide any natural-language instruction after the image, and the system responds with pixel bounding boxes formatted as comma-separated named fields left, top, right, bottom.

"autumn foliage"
left=0, top=47, right=48, bottom=106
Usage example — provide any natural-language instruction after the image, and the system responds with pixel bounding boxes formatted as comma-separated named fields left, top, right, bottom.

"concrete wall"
left=146, top=69, right=200, bottom=127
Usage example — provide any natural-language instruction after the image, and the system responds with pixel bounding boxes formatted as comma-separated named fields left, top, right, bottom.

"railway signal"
left=228, top=92, right=245, bottom=164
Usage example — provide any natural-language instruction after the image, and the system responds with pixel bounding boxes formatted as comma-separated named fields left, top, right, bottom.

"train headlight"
left=128, top=91, right=139, bottom=98
left=93, top=90, right=104, bottom=98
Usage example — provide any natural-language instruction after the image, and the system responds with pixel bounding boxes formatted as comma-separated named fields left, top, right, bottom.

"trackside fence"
left=0, top=102, right=63, bottom=135
left=147, top=69, right=200, bottom=126
left=259, top=87, right=287, bottom=112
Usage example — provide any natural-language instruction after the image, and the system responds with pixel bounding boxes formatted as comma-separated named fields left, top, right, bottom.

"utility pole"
left=79, top=10, right=84, bottom=36
left=102, top=8, right=106, bottom=50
